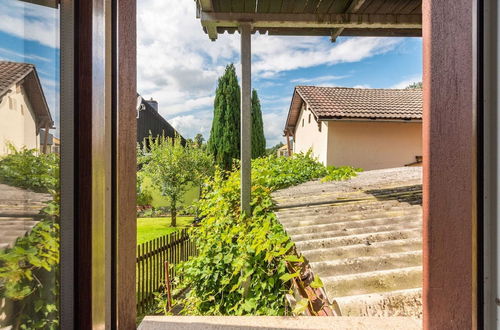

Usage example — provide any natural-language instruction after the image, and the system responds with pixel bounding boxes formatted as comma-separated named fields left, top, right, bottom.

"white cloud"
left=0, top=1, right=59, bottom=49
left=168, top=111, right=213, bottom=139
left=352, top=84, right=371, bottom=88
left=291, top=75, right=349, bottom=84
left=136, top=1, right=407, bottom=143
left=390, top=75, right=422, bottom=89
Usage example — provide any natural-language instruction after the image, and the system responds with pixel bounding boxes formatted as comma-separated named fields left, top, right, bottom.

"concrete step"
left=285, top=214, right=421, bottom=236
left=302, top=238, right=422, bottom=263
left=323, top=266, right=422, bottom=298
left=333, top=288, right=423, bottom=317
left=290, top=220, right=421, bottom=242
left=296, top=228, right=421, bottom=252
left=310, top=250, right=422, bottom=276
left=279, top=208, right=421, bottom=228
left=276, top=202, right=420, bottom=220
left=275, top=199, right=403, bottom=215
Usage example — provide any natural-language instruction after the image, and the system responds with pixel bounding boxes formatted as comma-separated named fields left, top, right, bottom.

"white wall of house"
left=327, top=121, right=422, bottom=170
left=293, top=103, right=329, bottom=164
left=0, top=86, right=39, bottom=155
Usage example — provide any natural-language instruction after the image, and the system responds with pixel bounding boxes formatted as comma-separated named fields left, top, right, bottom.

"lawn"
left=137, top=216, right=194, bottom=244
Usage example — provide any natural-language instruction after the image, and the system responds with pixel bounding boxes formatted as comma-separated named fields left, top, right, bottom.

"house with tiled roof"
left=0, top=61, right=53, bottom=155
left=284, top=86, right=422, bottom=170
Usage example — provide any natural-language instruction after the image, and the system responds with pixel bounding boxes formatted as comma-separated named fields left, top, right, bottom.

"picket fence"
left=136, top=228, right=197, bottom=314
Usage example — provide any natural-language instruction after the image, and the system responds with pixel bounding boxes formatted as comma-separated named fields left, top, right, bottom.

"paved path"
left=273, top=167, right=422, bottom=317
left=0, top=183, right=52, bottom=249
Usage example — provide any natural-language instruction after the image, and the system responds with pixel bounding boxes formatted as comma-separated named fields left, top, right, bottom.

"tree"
left=208, top=64, right=241, bottom=171
left=139, top=135, right=213, bottom=227
left=194, top=133, right=205, bottom=149
left=405, top=81, right=422, bottom=89
left=251, top=89, right=266, bottom=159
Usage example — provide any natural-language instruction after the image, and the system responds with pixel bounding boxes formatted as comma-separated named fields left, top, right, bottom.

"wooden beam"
left=19, top=0, right=58, bottom=8
left=240, top=22, right=252, bottom=215
left=42, top=124, right=49, bottom=154
left=199, top=0, right=214, bottom=12
left=331, top=0, right=367, bottom=42
left=201, top=12, right=421, bottom=39
left=345, top=0, right=366, bottom=12
left=286, top=132, right=292, bottom=156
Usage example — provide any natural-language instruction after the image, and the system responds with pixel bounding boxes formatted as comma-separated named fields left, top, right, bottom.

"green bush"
left=321, top=165, right=362, bottom=182
left=163, top=152, right=351, bottom=316
left=0, top=212, right=60, bottom=329
left=0, top=145, right=59, bottom=193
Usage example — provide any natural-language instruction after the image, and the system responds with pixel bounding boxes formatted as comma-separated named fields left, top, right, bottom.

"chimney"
left=146, top=97, right=158, bottom=112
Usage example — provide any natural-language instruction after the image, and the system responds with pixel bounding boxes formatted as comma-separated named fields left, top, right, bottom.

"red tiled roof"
left=0, top=60, right=53, bottom=127
left=284, top=86, right=422, bottom=134
left=0, top=61, right=34, bottom=97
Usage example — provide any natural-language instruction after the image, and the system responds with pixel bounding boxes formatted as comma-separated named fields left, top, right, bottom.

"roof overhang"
left=19, top=0, right=58, bottom=8
left=196, top=0, right=422, bottom=41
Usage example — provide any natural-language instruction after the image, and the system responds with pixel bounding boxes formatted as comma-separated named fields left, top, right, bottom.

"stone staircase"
left=0, top=183, right=51, bottom=249
left=273, top=167, right=423, bottom=317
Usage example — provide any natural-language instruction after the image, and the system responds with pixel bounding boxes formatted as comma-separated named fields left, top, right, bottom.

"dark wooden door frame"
left=71, top=0, right=136, bottom=328
left=423, top=0, right=478, bottom=328
left=66, top=0, right=484, bottom=328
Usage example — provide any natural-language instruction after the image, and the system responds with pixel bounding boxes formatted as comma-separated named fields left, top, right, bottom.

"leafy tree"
left=139, top=135, right=213, bottom=226
left=405, top=81, right=422, bottom=89
left=208, top=64, right=241, bottom=171
left=251, top=89, right=266, bottom=159
left=194, top=133, right=205, bottom=149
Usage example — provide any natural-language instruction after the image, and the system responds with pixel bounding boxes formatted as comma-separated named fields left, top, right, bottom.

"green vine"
left=156, top=152, right=356, bottom=315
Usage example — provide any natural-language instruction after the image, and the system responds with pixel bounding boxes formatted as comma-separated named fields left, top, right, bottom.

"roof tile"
left=295, top=86, right=422, bottom=120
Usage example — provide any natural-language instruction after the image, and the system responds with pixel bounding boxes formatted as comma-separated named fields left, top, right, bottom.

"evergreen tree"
left=208, top=64, right=241, bottom=171
left=251, top=89, right=266, bottom=158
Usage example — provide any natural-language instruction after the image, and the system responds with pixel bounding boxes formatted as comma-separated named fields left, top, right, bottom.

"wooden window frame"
left=57, top=0, right=486, bottom=328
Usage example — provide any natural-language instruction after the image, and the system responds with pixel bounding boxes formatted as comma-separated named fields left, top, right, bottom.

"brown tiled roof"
left=0, top=61, right=34, bottom=97
left=284, top=86, right=422, bottom=133
left=0, top=60, right=53, bottom=127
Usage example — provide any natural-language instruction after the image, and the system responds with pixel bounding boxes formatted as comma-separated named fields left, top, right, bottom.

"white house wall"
left=327, top=121, right=422, bottom=170
left=293, top=103, right=329, bottom=165
left=0, top=86, right=39, bottom=155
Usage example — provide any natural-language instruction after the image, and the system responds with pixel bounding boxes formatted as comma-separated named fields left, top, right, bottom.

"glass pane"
left=0, top=0, right=60, bottom=328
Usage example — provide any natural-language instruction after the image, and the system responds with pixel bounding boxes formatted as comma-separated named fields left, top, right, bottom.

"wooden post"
left=164, top=261, right=172, bottom=312
left=42, top=123, right=50, bottom=154
left=240, top=23, right=252, bottom=215
left=286, top=131, right=292, bottom=156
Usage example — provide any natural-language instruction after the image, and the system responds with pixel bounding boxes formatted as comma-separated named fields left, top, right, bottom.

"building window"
left=20, top=104, right=24, bottom=115
left=302, top=118, right=304, bottom=127
left=308, top=114, right=311, bottom=123
left=318, top=122, right=322, bottom=132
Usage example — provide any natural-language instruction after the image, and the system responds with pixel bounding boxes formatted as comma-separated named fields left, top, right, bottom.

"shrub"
left=321, top=165, right=362, bottom=182
left=0, top=201, right=60, bottom=329
left=0, top=145, right=59, bottom=193
left=164, top=152, right=352, bottom=315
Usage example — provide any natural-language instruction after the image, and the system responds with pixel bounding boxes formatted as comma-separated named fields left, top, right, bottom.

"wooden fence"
left=136, top=228, right=197, bottom=314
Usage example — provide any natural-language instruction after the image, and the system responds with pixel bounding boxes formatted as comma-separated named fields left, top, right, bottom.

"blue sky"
left=0, top=0, right=60, bottom=134
left=0, top=0, right=421, bottom=146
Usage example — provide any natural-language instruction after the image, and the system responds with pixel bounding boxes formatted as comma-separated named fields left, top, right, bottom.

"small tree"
left=405, top=81, right=422, bottom=89
left=251, top=89, right=266, bottom=159
left=139, top=136, right=213, bottom=227
left=194, top=133, right=205, bottom=149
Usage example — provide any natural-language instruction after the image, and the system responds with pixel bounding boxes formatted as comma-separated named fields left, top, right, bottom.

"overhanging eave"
left=200, top=12, right=422, bottom=40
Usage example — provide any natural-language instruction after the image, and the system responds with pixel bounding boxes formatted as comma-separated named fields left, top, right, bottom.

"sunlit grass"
left=137, top=216, right=194, bottom=244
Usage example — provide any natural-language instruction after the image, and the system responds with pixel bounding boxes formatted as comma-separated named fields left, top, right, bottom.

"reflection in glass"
left=0, top=1, right=60, bottom=328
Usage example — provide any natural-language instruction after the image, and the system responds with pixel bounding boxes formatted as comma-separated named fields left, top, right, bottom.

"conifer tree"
left=251, top=89, right=266, bottom=158
left=208, top=64, right=241, bottom=171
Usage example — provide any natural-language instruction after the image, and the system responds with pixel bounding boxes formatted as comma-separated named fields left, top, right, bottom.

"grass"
left=137, top=216, right=194, bottom=244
